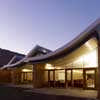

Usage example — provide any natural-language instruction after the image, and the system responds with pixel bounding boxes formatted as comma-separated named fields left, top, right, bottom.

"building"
left=2, top=18, right=100, bottom=99
left=1, top=45, right=52, bottom=84
left=0, top=48, right=25, bottom=67
left=0, top=49, right=25, bottom=83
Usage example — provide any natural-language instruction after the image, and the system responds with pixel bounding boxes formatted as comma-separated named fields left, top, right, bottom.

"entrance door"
left=48, top=70, right=55, bottom=87
left=21, top=72, right=32, bottom=84
left=72, top=69, right=83, bottom=88
left=67, top=70, right=72, bottom=87
left=84, top=69, right=96, bottom=89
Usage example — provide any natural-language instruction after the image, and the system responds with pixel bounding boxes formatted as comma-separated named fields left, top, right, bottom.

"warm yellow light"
left=84, top=49, right=97, bottom=67
left=56, top=67, right=61, bottom=69
left=45, top=64, right=54, bottom=69
left=85, top=42, right=93, bottom=50
left=73, top=70, right=83, bottom=73
left=22, top=69, right=32, bottom=72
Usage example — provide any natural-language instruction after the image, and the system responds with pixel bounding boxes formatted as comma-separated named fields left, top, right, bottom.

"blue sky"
left=0, top=0, right=100, bottom=54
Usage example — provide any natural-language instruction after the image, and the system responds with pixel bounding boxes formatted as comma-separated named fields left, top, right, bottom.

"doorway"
left=84, top=69, right=96, bottom=89
left=48, top=70, right=55, bottom=87
left=21, top=72, right=32, bottom=84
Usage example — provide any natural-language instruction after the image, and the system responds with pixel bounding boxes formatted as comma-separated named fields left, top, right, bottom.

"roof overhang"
left=2, top=18, right=100, bottom=69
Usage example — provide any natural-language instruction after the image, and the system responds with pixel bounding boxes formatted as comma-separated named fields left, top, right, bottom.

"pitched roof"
left=2, top=45, right=52, bottom=69
left=26, top=45, right=52, bottom=58
left=0, top=48, right=25, bottom=67
left=7, top=55, right=24, bottom=65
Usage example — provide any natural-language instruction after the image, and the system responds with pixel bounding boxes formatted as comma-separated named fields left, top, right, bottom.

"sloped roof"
left=1, top=45, right=52, bottom=69
left=2, top=18, right=100, bottom=69
left=26, top=45, right=52, bottom=58
left=7, top=55, right=24, bottom=65
left=0, top=48, right=25, bottom=67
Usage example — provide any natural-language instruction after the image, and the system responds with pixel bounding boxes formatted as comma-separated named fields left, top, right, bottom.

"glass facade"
left=55, top=70, right=65, bottom=82
left=21, top=65, right=33, bottom=84
left=66, top=48, right=98, bottom=68
left=44, top=38, right=98, bottom=89
left=21, top=72, right=32, bottom=83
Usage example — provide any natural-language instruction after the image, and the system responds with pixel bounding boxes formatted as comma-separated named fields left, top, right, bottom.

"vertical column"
left=53, top=70, right=55, bottom=87
left=71, top=69, right=73, bottom=87
left=33, top=63, right=45, bottom=88
left=65, top=69, right=68, bottom=88
left=95, top=69, right=97, bottom=89
left=32, top=65, right=34, bottom=86
left=11, top=70, right=16, bottom=84
left=21, top=72, right=23, bottom=83
left=97, top=41, right=100, bottom=99
left=83, top=69, right=86, bottom=89
left=48, top=70, right=50, bottom=87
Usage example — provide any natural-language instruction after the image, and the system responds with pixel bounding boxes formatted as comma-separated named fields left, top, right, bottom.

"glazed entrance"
left=44, top=38, right=98, bottom=89
left=45, top=68, right=97, bottom=89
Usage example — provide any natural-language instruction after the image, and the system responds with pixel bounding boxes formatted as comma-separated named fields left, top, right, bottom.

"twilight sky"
left=0, top=0, right=100, bottom=54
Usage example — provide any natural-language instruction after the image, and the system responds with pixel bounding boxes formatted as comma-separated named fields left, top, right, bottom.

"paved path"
left=0, top=85, right=97, bottom=100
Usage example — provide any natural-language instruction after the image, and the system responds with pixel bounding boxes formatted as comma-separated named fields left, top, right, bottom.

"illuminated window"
left=45, top=64, right=54, bottom=69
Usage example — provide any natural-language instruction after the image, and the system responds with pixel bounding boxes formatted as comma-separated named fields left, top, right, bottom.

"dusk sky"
left=0, top=0, right=100, bottom=54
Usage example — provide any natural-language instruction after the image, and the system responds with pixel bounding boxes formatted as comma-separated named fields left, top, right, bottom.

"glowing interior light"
left=56, top=67, right=61, bottom=69
left=84, top=49, right=97, bottom=67
left=73, top=70, right=83, bottom=73
left=85, top=42, right=93, bottom=50
left=22, top=69, right=32, bottom=72
left=45, top=64, right=54, bottom=69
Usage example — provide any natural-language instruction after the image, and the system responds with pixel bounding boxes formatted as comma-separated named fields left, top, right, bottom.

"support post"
left=65, top=69, right=68, bottom=88
left=83, top=69, right=86, bottom=89
left=97, top=41, right=100, bottom=99
left=11, top=70, right=16, bottom=84
left=71, top=69, right=73, bottom=87
left=53, top=70, right=55, bottom=87
left=33, top=63, right=45, bottom=88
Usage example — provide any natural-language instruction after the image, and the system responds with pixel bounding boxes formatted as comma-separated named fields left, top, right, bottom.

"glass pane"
left=55, top=70, right=65, bottom=82
left=86, top=70, right=95, bottom=88
left=84, top=49, right=98, bottom=68
left=73, top=70, right=83, bottom=88
left=27, top=73, right=32, bottom=81
left=50, top=71, right=53, bottom=81
left=67, top=70, right=71, bottom=80
left=67, top=70, right=72, bottom=87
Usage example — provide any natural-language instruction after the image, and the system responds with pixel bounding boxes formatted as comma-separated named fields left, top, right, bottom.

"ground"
left=0, top=85, right=97, bottom=100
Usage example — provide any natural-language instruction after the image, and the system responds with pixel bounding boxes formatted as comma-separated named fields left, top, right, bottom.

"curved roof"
left=2, top=18, right=100, bottom=69
left=24, top=18, right=100, bottom=63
